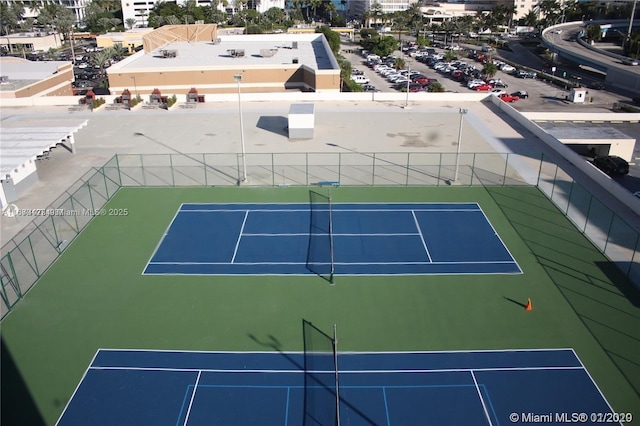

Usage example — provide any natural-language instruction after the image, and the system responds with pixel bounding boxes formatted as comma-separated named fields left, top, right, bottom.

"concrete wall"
left=489, top=95, right=640, bottom=212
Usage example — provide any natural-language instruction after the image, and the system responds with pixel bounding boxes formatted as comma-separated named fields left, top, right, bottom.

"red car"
left=499, top=93, right=519, bottom=102
left=474, top=84, right=493, bottom=91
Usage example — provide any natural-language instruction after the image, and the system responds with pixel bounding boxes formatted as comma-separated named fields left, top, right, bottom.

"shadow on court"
left=486, top=186, right=640, bottom=398
left=306, top=190, right=334, bottom=283
left=0, top=336, right=46, bottom=426
left=248, top=321, right=379, bottom=425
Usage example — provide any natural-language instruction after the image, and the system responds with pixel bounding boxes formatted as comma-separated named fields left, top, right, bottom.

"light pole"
left=453, top=108, right=468, bottom=183
left=403, top=58, right=411, bottom=109
left=131, top=75, right=138, bottom=98
left=234, top=74, right=247, bottom=183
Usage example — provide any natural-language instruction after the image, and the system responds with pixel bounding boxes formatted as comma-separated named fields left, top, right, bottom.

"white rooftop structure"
left=110, top=34, right=339, bottom=72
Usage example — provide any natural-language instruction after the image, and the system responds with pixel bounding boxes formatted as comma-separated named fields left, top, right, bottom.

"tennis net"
left=306, top=188, right=335, bottom=283
left=303, top=320, right=340, bottom=426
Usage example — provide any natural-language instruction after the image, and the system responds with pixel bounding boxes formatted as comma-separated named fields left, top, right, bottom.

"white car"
left=501, top=64, right=516, bottom=73
left=467, top=80, right=486, bottom=89
left=490, top=88, right=507, bottom=96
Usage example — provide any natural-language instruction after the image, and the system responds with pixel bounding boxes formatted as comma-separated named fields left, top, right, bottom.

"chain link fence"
left=1, top=152, right=638, bottom=318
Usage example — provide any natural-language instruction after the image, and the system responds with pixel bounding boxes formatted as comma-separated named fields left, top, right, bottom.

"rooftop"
left=0, top=57, right=70, bottom=92
left=109, top=34, right=338, bottom=72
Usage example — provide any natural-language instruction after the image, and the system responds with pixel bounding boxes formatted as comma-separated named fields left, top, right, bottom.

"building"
left=106, top=24, right=341, bottom=97
left=0, top=31, right=62, bottom=54
left=121, top=0, right=286, bottom=29
left=96, top=28, right=155, bottom=53
left=0, top=57, right=74, bottom=98
left=3, top=0, right=88, bottom=24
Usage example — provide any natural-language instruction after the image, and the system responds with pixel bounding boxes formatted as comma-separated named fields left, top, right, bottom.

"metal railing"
left=1, top=152, right=638, bottom=319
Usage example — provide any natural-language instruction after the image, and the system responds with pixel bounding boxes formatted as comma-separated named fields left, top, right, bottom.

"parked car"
left=517, top=70, right=537, bottom=79
left=490, top=88, right=507, bottom=96
left=501, top=64, right=516, bottom=73
left=592, top=155, right=629, bottom=176
left=498, top=93, right=519, bottom=102
left=489, top=79, right=508, bottom=88
left=351, top=75, right=370, bottom=84
left=474, top=84, right=493, bottom=91
left=362, top=84, right=379, bottom=92
left=511, top=90, right=528, bottom=99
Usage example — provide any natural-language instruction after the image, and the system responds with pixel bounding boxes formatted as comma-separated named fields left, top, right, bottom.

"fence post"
left=203, top=154, right=208, bottom=186
left=536, top=153, right=544, bottom=188
left=502, top=153, right=509, bottom=186
left=140, top=154, right=147, bottom=186
left=170, top=154, right=175, bottom=187
left=115, top=154, right=123, bottom=187
left=371, top=153, right=376, bottom=186
left=405, top=153, right=410, bottom=186
left=6, top=251, right=21, bottom=296
left=27, top=235, right=40, bottom=278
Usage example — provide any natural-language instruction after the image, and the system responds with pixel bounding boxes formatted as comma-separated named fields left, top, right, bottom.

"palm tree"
left=91, top=47, right=116, bottom=78
left=394, top=56, right=405, bottom=70
left=126, top=18, right=137, bottom=29
left=483, top=62, right=497, bottom=79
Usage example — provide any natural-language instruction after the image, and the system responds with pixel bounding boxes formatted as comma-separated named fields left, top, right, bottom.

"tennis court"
left=143, top=202, right=521, bottom=276
left=57, top=347, right=615, bottom=426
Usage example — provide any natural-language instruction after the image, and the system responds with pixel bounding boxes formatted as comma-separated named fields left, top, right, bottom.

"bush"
left=91, top=97, right=106, bottom=109
left=129, top=95, right=142, bottom=109
left=166, top=94, right=177, bottom=108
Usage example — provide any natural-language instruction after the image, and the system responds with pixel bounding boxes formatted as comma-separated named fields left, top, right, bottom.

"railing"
left=1, top=152, right=638, bottom=319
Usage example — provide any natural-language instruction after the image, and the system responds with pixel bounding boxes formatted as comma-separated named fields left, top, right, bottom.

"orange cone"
left=525, top=298, right=532, bottom=311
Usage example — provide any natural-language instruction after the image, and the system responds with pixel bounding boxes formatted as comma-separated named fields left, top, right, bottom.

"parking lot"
left=341, top=39, right=624, bottom=113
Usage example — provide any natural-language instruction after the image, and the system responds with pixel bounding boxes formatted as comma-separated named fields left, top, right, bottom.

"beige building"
left=107, top=24, right=341, bottom=97
left=0, top=57, right=74, bottom=98
left=96, top=28, right=155, bottom=53
left=1, top=31, right=62, bottom=54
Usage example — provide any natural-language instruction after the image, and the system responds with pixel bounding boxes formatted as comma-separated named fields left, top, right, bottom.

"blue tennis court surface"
left=143, top=203, right=522, bottom=276
left=57, top=348, right=616, bottom=426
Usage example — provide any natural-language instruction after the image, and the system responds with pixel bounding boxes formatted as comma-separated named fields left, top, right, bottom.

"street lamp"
left=131, top=75, right=138, bottom=98
left=453, top=108, right=468, bottom=183
left=234, top=74, right=247, bottom=184
left=403, top=58, right=411, bottom=109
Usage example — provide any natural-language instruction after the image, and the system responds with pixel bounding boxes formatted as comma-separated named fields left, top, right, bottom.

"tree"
left=393, top=56, right=405, bottom=70
left=427, top=81, right=445, bottom=92
left=91, top=47, right=116, bottom=78
left=585, top=23, right=601, bottom=42
left=317, top=25, right=340, bottom=54
left=483, top=62, right=498, bottom=79
left=126, top=18, right=137, bottom=29
left=359, top=34, right=397, bottom=57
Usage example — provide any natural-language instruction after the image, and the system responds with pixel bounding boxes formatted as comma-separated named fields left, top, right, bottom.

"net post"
left=333, top=323, right=340, bottom=426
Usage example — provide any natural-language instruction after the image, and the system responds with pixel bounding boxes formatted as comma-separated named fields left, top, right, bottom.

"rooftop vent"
left=292, top=41, right=298, bottom=49
left=160, top=49, right=177, bottom=58
left=227, top=49, right=245, bottom=58
left=260, top=48, right=278, bottom=58
left=0, top=76, right=9, bottom=84
left=211, top=38, right=221, bottom=44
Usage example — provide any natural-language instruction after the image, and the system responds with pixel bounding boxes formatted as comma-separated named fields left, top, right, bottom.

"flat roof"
left=0, top=57, right=70, bottom=92
left=110, top=34, right=338, bottom=71
left=537, top=122, right=635, bottom=141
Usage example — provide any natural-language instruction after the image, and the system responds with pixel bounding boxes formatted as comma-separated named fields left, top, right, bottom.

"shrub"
left=91, top=97, right=106, bottom=109
left=166, top=94, right=177, bottom=108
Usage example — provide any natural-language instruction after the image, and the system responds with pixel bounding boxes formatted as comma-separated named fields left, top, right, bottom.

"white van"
left=351, top=75, right=370, bottom=84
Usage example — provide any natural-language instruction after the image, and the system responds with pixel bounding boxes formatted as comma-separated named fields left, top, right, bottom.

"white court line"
left=476, top=204, right=523, bottom=274
left=569, top=349, right=621, bottom=423
left=411, top=210, right=432, bottom=263
left=148, top=260, right=517, bottom=265
left=231, top=210, right=249, bottom=264
left=88, top=365, right=585, bottom=374
left=180, top=208, right=481, bottom=213
left=242, top=232, right=421, bottom=237
left=55, top=349, right=102, bottom=426
left=142, top=206, right=184, bottom=275
left=470, top=370, right=494, bottom=426
left=182, top=370, right=202, bottom=426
